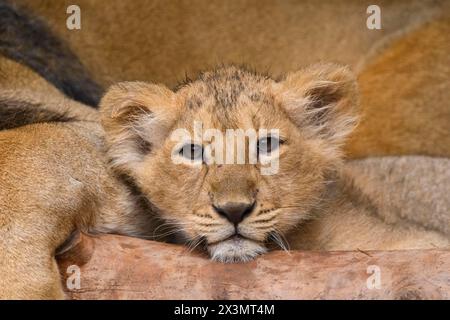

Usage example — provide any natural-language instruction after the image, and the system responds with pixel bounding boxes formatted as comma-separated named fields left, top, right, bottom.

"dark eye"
left=179, top=143, right=203, bottom=161
left=257, top=136, right=282, bottom=156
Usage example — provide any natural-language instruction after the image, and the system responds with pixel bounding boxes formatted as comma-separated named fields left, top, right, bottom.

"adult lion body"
left=0, top=56, right=156, bottom=298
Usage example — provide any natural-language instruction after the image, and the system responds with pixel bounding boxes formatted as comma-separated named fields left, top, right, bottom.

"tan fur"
left=0, top=121, right=160, bottom=299
left=0, top=0, right=448, bottom=300
left=0, top=55, right=156, bottom=299
left=287, top=161, right=450, bottom=251
left=346, top=14, right=450, bottom=157
left=0, top=56, right=98, bottom=122
left=1, top=60, right=449, bottom=298
left=347, top=156, right=450, bottom=236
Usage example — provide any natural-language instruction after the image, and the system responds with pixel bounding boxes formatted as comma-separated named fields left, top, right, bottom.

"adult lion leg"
left=0, top=241, right=66, bottom=299
left=0, top=179, right=93, bottom=299
left=0, top=197, right=85, bottom=299
left=0, top=125, right=97, bottom=299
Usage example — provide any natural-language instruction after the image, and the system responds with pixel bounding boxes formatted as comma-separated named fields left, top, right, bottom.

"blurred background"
left=6, top=0, right=450, bottom=157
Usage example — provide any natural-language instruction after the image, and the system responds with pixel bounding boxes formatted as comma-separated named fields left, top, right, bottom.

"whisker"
left=275, top=205, right=304, bottom=210
left=275, top=229, right=291, bottom=252
left=152, top=228, right=183, bottom=240
left=151, top=220, right=192, bottom=240
left=184, top=235, right=205, bottom=254
left=269, top=229, right=291, bottom=253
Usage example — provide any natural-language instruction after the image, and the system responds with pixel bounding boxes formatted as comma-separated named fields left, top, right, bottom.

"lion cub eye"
left=179, top=143, right=203, bottom=161
left=257, top=136, right=282, bottom=156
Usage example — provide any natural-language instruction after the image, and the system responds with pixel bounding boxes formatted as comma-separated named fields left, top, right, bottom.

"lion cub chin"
left=207, top=236, right=267, bottom=263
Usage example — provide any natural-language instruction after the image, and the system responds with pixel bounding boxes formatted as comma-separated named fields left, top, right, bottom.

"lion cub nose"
left=213, top=202, right=255, bottom=225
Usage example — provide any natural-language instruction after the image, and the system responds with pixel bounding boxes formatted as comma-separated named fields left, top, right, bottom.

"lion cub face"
left=101, top=64, right=358, bottom=262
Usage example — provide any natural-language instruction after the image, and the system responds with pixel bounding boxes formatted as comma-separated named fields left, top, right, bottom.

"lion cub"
left=2, top=64, right=449, bottom=299
left=100, top=64, right=449, bottom=262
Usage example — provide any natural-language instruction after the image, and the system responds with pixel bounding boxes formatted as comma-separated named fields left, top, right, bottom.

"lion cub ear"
left=276, top=63, right=359, bottom=146
left=100, top=82, right=177, bottom=174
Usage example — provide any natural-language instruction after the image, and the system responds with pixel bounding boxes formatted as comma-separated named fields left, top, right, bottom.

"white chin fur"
left=207, top=237, right=267, bottom=263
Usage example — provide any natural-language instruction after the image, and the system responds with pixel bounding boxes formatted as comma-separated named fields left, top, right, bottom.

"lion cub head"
left=100, top=64, right=358, bottom=262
